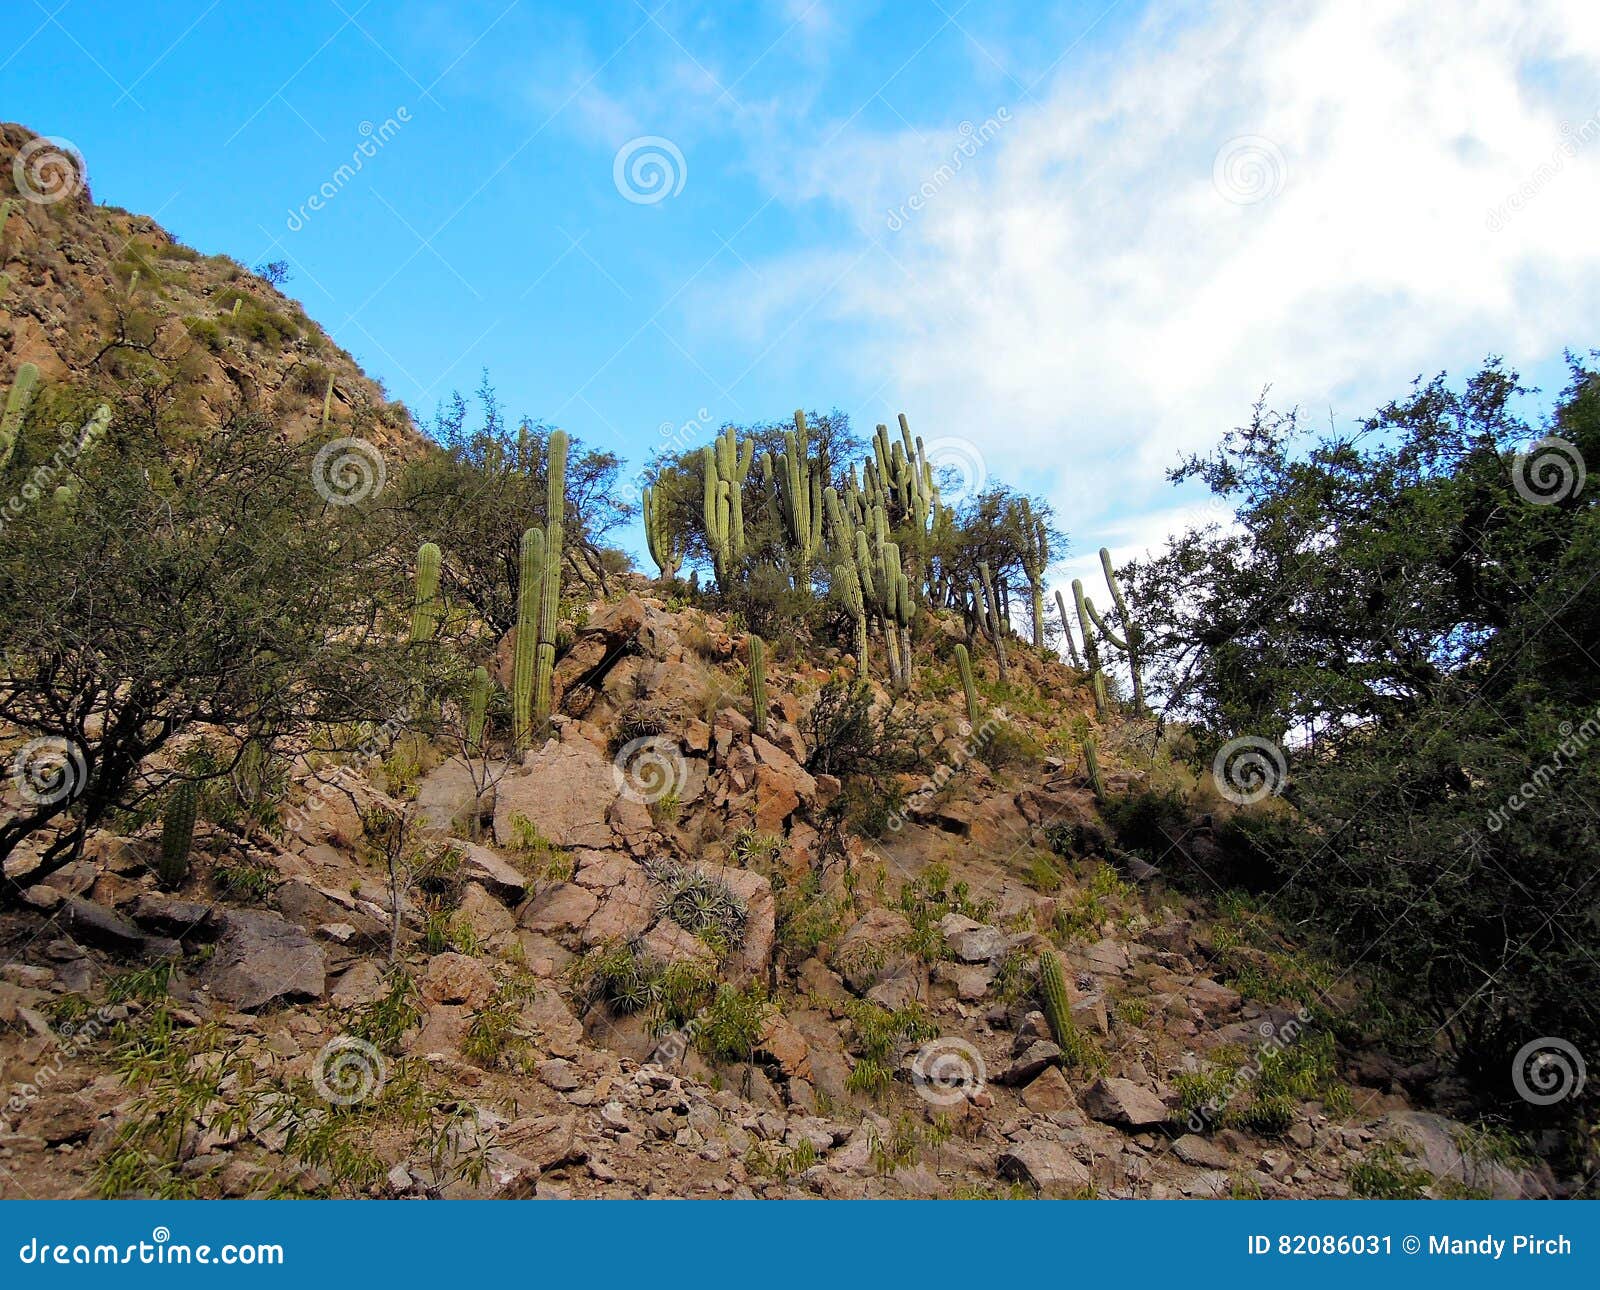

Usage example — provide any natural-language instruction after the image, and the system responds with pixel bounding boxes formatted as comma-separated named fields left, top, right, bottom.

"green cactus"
left=1094, top=547, right=1145, bottom=715
left=748, top=634, right=768, bottom=736
left=512, top=526, right=544, bottom=751
left=775, top=410, right=823, bottom=576
left=1038, top=951, right=1079, bottom=1057
left=321, top=374, right=335, bottom=431
left=1, top=362, right=40, bottom=471
left=466, top=665, right=491, bottom=752
left=975, top=562, right=1010, bottom=687
left=1016, top=499, right=1049, bottom=649
left=1082, top=732, right=1104, bottom=800
left=833, top=558, right=869, bottom=677
left=409, top=541, right=442, bottom=643
left=642, top=483, right=683, bottom=582
left=1072, top=578, right=1107, bottom=716
left=158, top=782, right=199, bottom=888
left=1054, top=588, right=1083, bottom=668
left=701, top=425, right=753, bottom=589
left=954, top=642, right=981, bottom=727
left=525, top=429, right=568, bottom=734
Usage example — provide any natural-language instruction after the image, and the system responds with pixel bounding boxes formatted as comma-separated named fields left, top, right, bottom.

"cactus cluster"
left=159, top=781, right=199, bottom=889
left=701, top=424, right=754, bottom=590
left=508, top=428, right=570, bottom=749
left=642, top=483, right=683, bottom=582
left=1075, top=548, right=1145, bottom=716
left=1016, top=497, right=1050, bottom=649
left=771, top=411, right=822, bottom=577
left=1, top=362, right=40, bottom=471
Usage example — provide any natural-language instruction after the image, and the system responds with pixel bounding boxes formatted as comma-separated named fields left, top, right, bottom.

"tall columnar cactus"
left=512, top=526, right=545, bottom=751
left=1055, top=588, right=1083, bottom=668
left=774, top=410, right=823, bottom=577
left=1082, top=732, right=1105, bottom=800
left=1094, top=546, right=1146, bottom=715
left=321, top=374, right=335, bottom=432
left=532, top=429, right=569, bottom=733
left=1072, top=578, right=1108, bottom=716
left=466, top=665, right=491, bottom=752
left=642, top=483, right=683, bottom=582
left=748, top=634, right=768, bottom=736
left=159, top=782, right=199, bottom=889
left=833, top=558, right=869, bottom=677
left=0, top=362, right=40, bottom=470
left=954, top=642, right=981, bottom=727
left=1016, top=498, right=1049, bottom=649
left=409, top=542, right=442, bottom=643
left=701, top=425, right=754, bottom=589
left=976, top=562, right=1010, bottom=687
left=1038, top=951, right=1079, bottom=1058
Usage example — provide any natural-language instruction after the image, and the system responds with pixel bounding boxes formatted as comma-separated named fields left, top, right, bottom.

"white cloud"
left=707, top=0, right=1600, bottom=580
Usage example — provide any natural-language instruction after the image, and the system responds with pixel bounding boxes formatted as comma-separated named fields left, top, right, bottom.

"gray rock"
left=999, top=1039, right=1062, bottom=1085
left=200, top=910, right=326, bottom=1010
left=997, top=1139, right=1092, bottom=1197
left=452, top=840, right=529, bottom=904
left=1083, top=1076, right=1169, bottom=1129
left=937, top=913, right=1008, bottom=963
left=125, top=893, right=223, bottom=941
left=1172, top=1133, right=1232, bottom=1168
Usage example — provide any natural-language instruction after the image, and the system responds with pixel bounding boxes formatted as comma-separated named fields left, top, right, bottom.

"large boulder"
left=494, top=735, right=620, bottom=851
left=200, top=910, right=326, bottom=1010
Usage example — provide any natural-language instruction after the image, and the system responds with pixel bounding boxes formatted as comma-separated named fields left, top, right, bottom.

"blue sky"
left=6, top=0, right=1599, bottom=585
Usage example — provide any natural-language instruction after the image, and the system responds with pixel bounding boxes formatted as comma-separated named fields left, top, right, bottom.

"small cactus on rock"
left=954, top=642, right=981, bottom=727
left=409, top=542, right=442, bottom=643
left=159, top=782, right=199, bottom=889
left=1, top=362, right=40, bottom=470
left=1038, top=950, right=1078, bottom=1057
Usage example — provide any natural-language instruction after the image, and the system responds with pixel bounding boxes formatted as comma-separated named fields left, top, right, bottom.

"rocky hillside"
left=0, top=580, right=1559, bottom=1199
left=0, top=125, right=1564, bottom=1202
left=0, top=123, right=419, bottom=454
